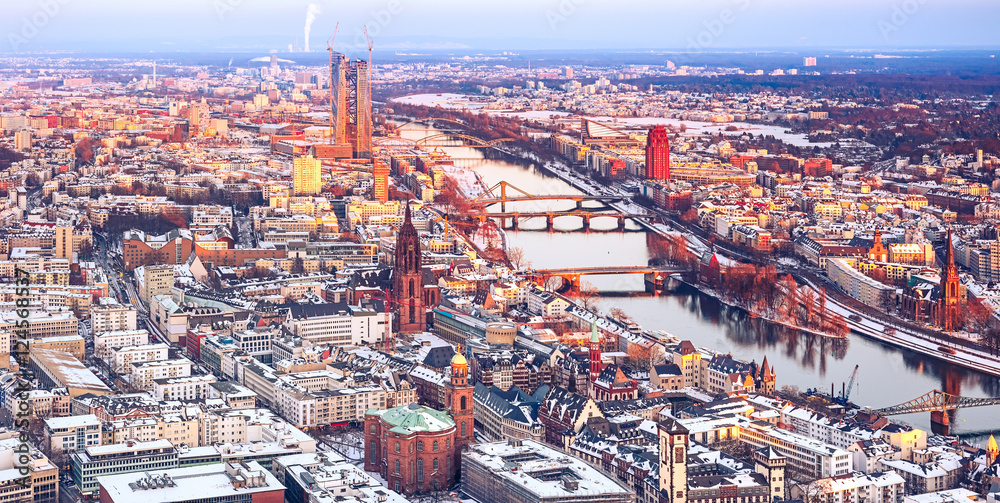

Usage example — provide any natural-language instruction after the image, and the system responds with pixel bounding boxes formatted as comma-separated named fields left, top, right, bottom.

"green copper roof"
left=367, top=403, right=455, bottom=435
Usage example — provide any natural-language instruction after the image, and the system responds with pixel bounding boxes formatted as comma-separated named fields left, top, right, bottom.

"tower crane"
left=364, top=25, right=375, bottom=137
left=362, top=289, right=424, bottom=352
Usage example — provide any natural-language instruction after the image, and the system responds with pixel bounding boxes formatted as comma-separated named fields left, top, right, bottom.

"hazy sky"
left=3, top=0, right=1000, bottom=53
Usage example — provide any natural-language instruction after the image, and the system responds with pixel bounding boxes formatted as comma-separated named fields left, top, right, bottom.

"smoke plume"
left=304, top=3, right=321, bottom=52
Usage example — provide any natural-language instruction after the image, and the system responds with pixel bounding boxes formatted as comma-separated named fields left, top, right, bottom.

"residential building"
left=130, top=359, right=193, bottom=391
left=90, top=301, right=138, bottom=333
left=140, top=265, right=175, bottom=304
left=110, top=343, right=170, bottom=374
left=0, top=435, right=58, bottom=503
left=293, top=155, right=321, bottom=196
left=94, top=329, right=149, bottom=360
left=43, top=414, right=102, bottom=460
left=812, top=471, right=906, bottom=503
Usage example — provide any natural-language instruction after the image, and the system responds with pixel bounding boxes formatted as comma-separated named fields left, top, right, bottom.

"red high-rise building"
left=393, top=204, right=426, bottom=333
left=373, top=161, right=390, bottom=203
left=645, top=126, right=670, bottom=180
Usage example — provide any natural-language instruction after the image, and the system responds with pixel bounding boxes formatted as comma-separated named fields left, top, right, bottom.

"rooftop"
left=96, top=461, right=284, bottom=503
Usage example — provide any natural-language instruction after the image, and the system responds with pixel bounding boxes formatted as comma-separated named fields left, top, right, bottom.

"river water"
left=396, top=123, right=1000, bottom=441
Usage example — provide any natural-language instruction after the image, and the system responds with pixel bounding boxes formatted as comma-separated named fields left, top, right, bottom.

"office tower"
left=331, top=53, right=348, bottom=145
left=333, top=55, right=373, bottom=159
left=293, top=155, right=322, bottom=196
left=351, top=59, right=372, bottom=159
left=803, top=57, right=817, bottom=67
left=645, top=126, right=670, bottom=180
left=372, top=161, right=389, bottom=203
left=564, top=66, right=574, bottom=78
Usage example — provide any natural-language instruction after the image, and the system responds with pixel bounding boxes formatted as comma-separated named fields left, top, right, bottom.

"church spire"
left=589, top=322, right=602, bottom=382
left=988, top=433, right=999, bottom=465
left=944, top=227, right=956, bottom=270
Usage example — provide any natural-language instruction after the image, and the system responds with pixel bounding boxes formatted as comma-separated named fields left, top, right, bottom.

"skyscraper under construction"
left=330, top=53, right=371, bottom=159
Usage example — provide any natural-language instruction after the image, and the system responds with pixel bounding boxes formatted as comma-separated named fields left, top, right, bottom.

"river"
left=396, top=122, right=1000, bottom=442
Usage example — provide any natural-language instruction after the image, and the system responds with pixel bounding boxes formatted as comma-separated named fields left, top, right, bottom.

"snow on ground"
left=391, top=94, right=826, bottom=148
left=390, top=93, right=485, bottom=109
left=493, top=110, right=573, bottom=120
left=586, top=115, right=833, bottom=148
left=822, top=290, right=1000, bottom=376
left=441, top=165, right=484, bottom=198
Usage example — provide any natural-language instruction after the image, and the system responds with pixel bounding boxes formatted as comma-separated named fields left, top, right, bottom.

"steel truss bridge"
left=374, top=133, right=516, bottom=149
left=875, top=389, right=1000, bottom=435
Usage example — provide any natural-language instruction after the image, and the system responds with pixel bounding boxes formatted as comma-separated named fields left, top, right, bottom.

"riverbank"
left=498, top=137, right=1000, bottom=378
left=678, top=277, right=848, bottom=340
left=396, top=113, right=1000, bottom=381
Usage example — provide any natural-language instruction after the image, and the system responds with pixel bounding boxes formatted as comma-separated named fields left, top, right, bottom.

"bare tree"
left=574, top=281, right=600, bottom=313
left=609, top=307, right=632, bottom=325
left=507, top=246, right=530, bottom=270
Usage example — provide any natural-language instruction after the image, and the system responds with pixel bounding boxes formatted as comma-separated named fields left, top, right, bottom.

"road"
left=93, top=232, right=160, bottom=343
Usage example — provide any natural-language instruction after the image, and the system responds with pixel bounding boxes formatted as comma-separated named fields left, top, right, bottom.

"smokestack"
left=303, top=3, right=321, bottom=52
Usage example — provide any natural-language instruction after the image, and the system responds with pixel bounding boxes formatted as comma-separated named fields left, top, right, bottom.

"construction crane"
left=845, top=364, right=859, bottom=400
left=364, top=25, right=375, bottom=143
left=362, top=290, right=423, bottom=352
left=837, top=364, right=860, bottom=405
left=326, top=23, right=339, bottom=145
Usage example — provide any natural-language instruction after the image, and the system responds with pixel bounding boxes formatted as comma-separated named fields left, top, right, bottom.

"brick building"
left=364, top=353, right=473, bottom=495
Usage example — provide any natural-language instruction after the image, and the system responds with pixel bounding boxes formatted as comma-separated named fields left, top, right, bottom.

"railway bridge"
left=527, top=265, right=690, bottom=294
left=875, top=390, right=1000, bottom=435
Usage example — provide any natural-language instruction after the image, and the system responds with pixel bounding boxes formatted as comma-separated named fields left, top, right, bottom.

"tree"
left=627, top=343, right=654, bottom=371
left=609, top=307, right=632, bottom=325
left=291, top=257, right=305, bottom=275
left=24, top=172, right=40, bottom=187
left=74, top=137, right=99, bottom=165
left=573, top=281, right=600, bottom=313
left=78, top=239, right=94, bottom=260
left=507, top=246, right=530, bottom=270
left=158, top=209, right=187, bottom=229
left=964, top=297, right=993, bottom=333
